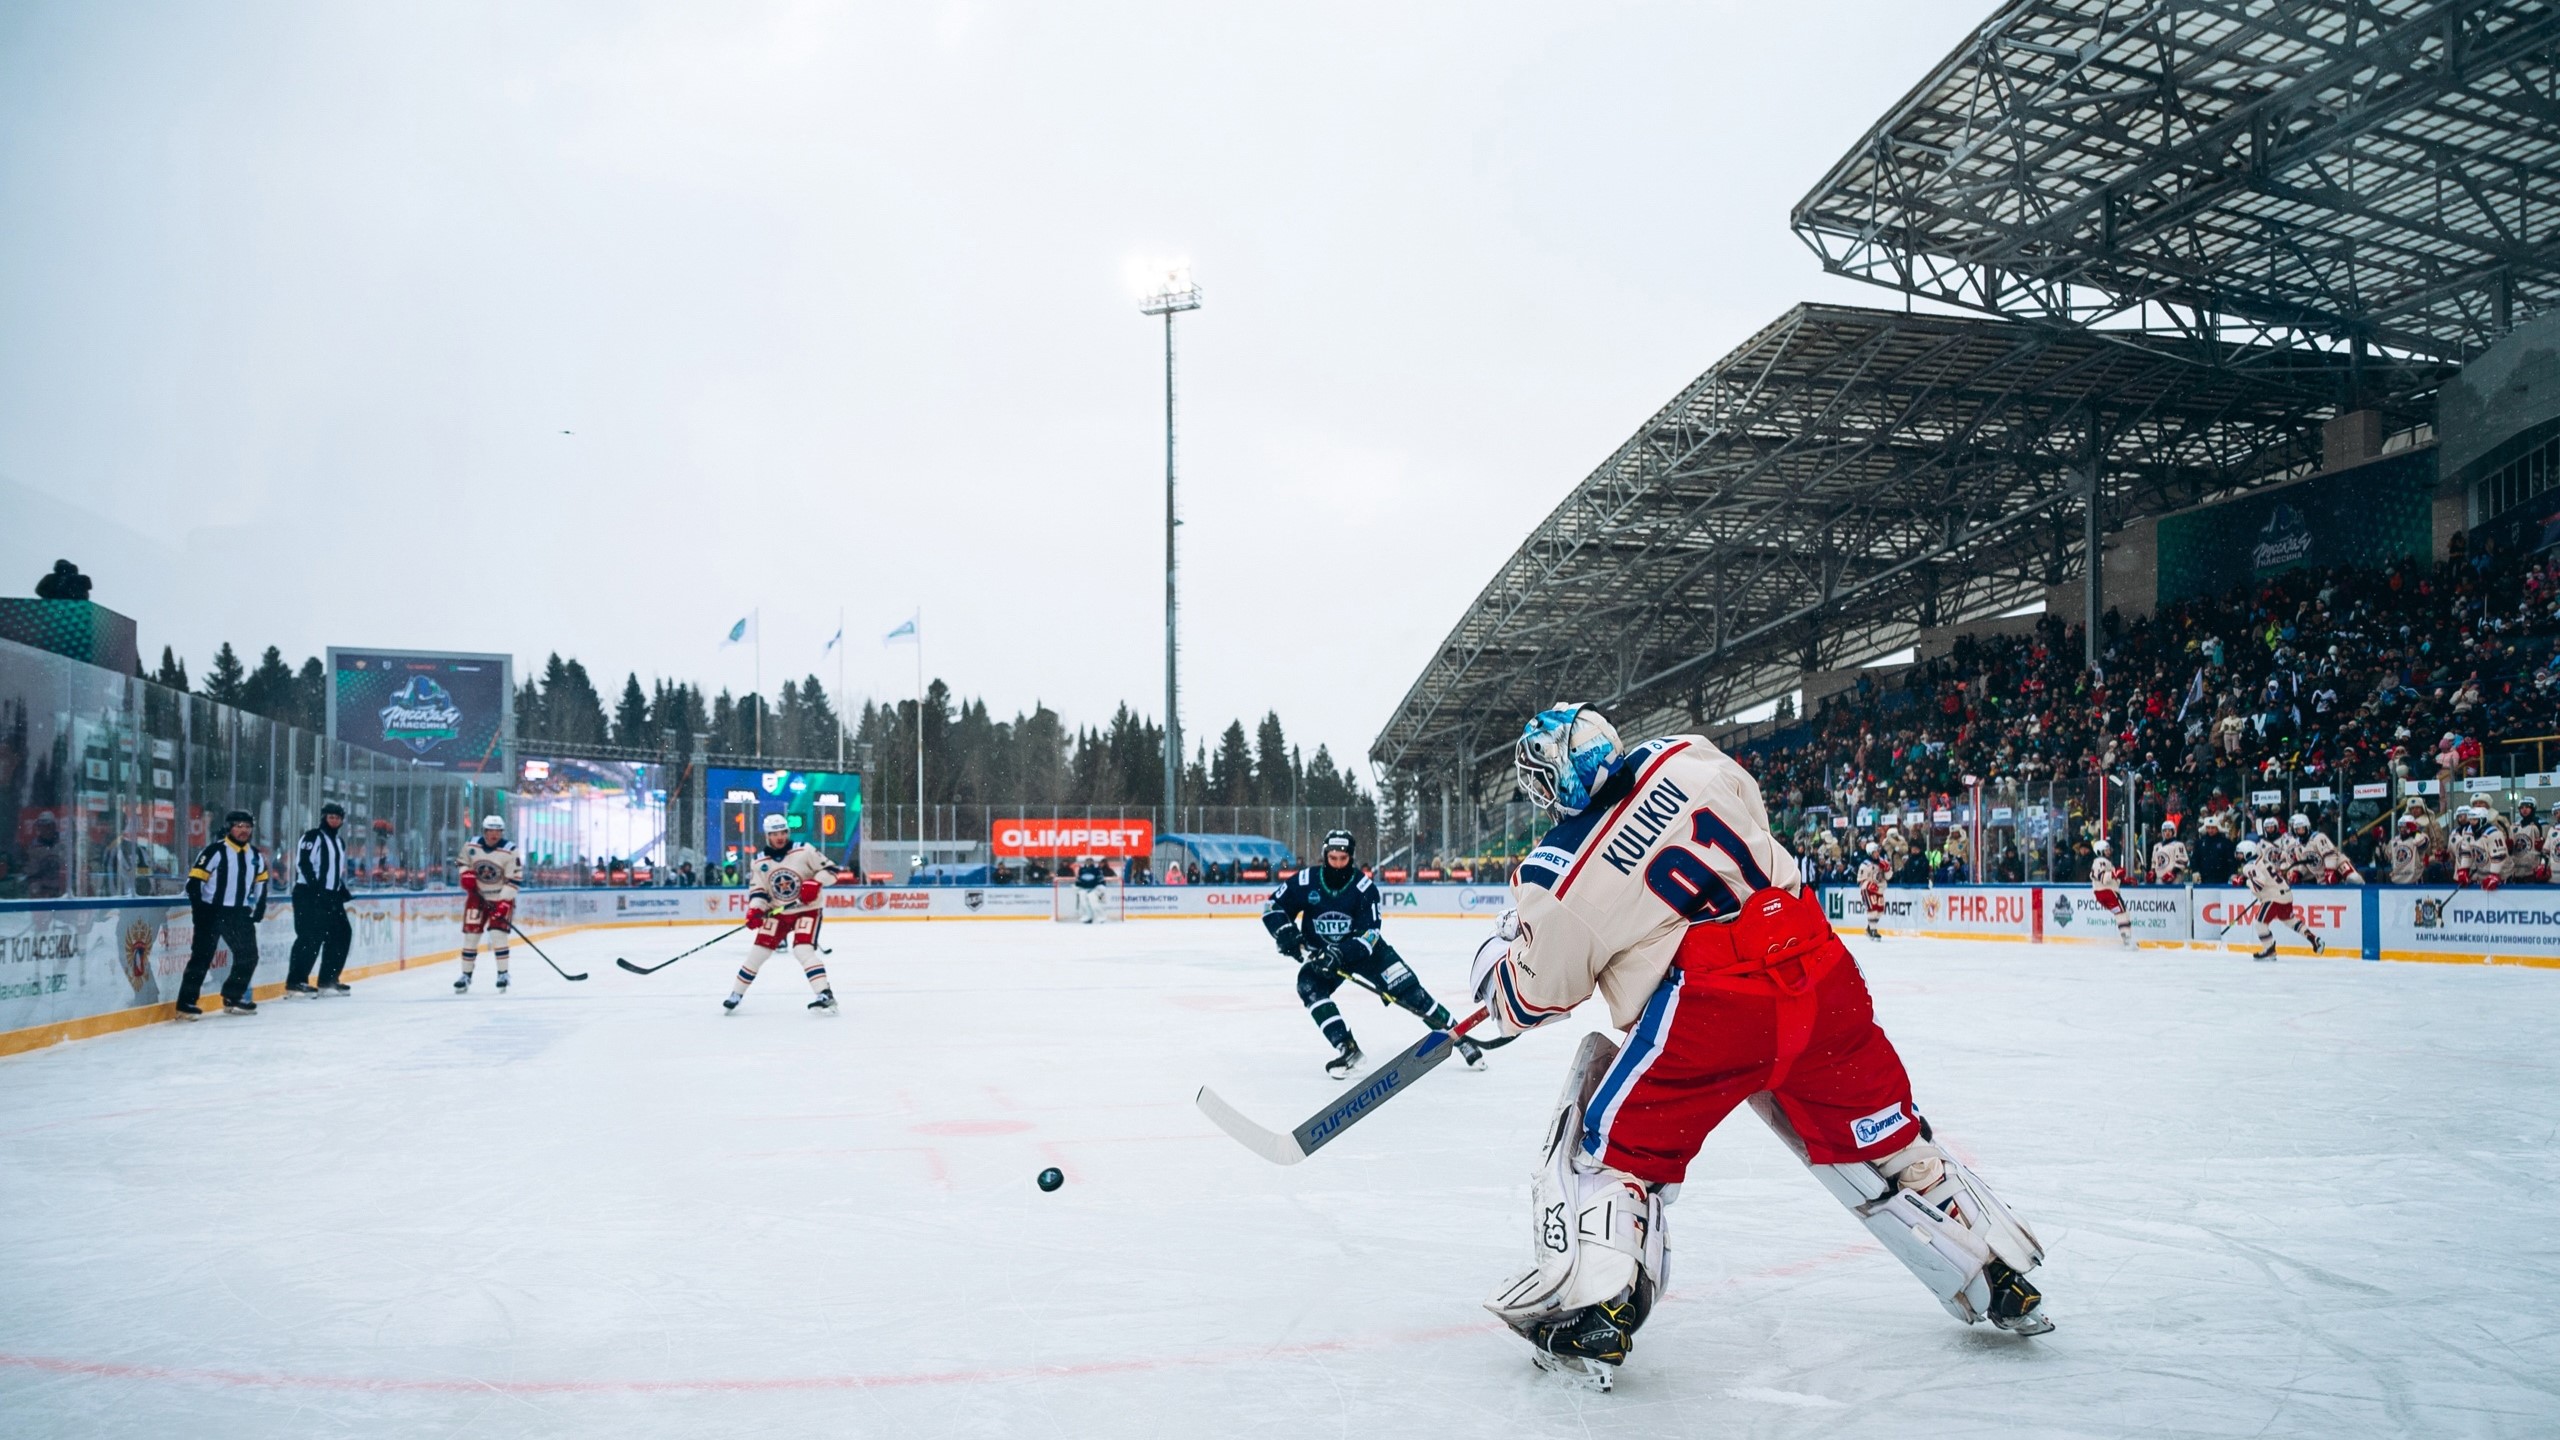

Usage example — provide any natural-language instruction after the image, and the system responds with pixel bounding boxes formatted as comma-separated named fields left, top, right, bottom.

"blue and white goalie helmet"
left=1515, top=703, right=1623, bottom=816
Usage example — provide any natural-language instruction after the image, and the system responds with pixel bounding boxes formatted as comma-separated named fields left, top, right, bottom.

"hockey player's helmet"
left=1320, top=829, right=1355, bottom=864
left=223, top=809, right=254, bottom=830
left=761, top=813, right=791, bottom=843
left=2236, top=839, right=2260, bottom=861
left=2398, top=814, right=2420, bottom=833
left=481, top=814, right=506, bottom=834
left=2289, top=813, right=2310, bottom=833
left=2159, top=819, right=2177, bottom=838
left=1516, top=704, right=1623, bottom=817
left=2092, top=838, right=2110, bottom=854
left=319, top=801, right=346, bottom=821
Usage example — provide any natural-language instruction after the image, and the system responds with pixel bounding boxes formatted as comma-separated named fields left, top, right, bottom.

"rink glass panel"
left=0, top=637, right=496, bottom=901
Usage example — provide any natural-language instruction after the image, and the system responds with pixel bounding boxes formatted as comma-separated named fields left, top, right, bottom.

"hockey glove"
left=1468, top=909, right=1522, bottom=1007
left=2482, top=874, right=2503, bottom=893
left=1272, top=922, right=1302, bottom=959
left=2455, top=867, right=2472, bottom=887
left=460, top=870, right=479, bottom=894
left=798, top=878, right=823, bottom=904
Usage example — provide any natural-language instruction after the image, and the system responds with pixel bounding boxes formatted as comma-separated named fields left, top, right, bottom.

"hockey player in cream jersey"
left=727, top=814, right=840, bottom=1014
left=1466, top=704, right=2050, bottom=1389
left=2148, top=819, right=2189, bottom=884
left=1855, top=844, right=1887, bottom=940
left=2087, top=840, right=2136, bottom=947
left=2512, top=800, right=2549, bottom=884
left=2451, top=805, right=2510, bottom=892
left=2387, top=815, right=2430, bottom=885
left=2233, top=839, right=2326, bottom=961
left=2299, top=823, right=2358, bottom=884
left=455, top=816, right=523, bottom=993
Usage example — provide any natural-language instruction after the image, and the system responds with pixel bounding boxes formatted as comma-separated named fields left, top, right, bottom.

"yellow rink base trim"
left=1828, top=922, right=2560, bottom=969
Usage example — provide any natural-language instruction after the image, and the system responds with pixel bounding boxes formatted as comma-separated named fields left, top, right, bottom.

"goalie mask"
left=1516, top=704, right=1624, bottom=817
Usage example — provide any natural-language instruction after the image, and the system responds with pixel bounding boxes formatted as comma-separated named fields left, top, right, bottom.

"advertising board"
left=990, top=818, right=1154, bottom=858
left=326, top=649, right=513, bottom=774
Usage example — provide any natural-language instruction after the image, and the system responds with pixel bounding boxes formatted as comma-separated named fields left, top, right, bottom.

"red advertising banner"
left=990, top=818, right=1155, bottom=858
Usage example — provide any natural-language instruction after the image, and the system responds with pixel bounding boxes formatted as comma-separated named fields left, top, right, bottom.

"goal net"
left=1052, top=874, right=1127, bottom=922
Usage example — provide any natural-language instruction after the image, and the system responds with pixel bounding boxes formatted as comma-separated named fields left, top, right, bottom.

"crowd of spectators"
left=1745, top=538, right=2560, bottom=885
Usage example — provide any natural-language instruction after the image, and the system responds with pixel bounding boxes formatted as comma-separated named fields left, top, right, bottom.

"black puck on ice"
left=1036, top=1167, right=1065, bottom=1192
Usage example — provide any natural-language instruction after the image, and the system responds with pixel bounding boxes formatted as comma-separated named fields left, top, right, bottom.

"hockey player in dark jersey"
left=1262, top=829, right=1485, bottom=1079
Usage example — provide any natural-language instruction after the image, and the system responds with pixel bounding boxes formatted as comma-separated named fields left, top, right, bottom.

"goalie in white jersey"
left=1466, top=704, right=2050, bottom=1389
left=726, top=814, right=841, bottom=1014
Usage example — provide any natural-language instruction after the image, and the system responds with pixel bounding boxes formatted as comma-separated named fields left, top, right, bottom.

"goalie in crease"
left=1262, top=829, right=1485, bottom=1080
left=1469, top=703, right=2051, bottom=1391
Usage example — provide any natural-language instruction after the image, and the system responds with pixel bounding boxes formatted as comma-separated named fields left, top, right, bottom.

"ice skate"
left=808, top=990, right=838, bottom=1012
left=2307, top=932, right=2326, bottom=955
left=285, top=981, right=320, bottom=996
left=454, top=973, right=471, bottom=993
left=1985, top=1260, right=2053, bottom=1336
left=1866, top=922, right=1881, bottom=940
left=325, top=982, right=350, bottom=996
left=1511, top=1292, right=1646, bottom=1393
left=1324, top=1038, right=1363, bottom=1079
left=2252, top=940, right=2277, bottom=961
left=2119, top=931, right=2137, bottom=950
left=222, top=997, right=257, bottom=1015
left=174, top=1001, right=202, bottom=1021
left=494, top=972, right=509, bottom=992
left=722, top=995, right=742, bottom=1015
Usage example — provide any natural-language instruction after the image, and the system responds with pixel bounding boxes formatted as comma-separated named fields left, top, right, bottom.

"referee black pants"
left=287, top=888, right=353, bottom=986
left=179, top=904, right=262, bottom=1006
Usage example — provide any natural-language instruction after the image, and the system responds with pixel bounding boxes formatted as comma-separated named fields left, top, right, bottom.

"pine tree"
left=1253, top=712, right=1291, bottom=804
left=240, top=646, right=296, bottom=720
left=295, top=657, right=326, bottom=730
left=153, top=646, right=188, bottom=692
left=614, top=674, right=653, bottom=749
left=201, top=643, right=246, bottom=705
left=1211, top=721, right=1254, bottom=805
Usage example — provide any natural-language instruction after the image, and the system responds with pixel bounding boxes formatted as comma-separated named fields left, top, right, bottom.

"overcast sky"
left=0, top=0, right=1987, bottom=772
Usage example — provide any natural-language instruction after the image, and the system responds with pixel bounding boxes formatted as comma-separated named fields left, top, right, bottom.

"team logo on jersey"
left=473, top=860, right=504, bottom=885
left=1313, top=912, right=1353, bottom=938
left=378, top=676, right=464, bottom=755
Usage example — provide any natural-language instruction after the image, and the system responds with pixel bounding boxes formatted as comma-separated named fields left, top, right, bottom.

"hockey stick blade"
left=510, top=931, right=587, bottom=981
left=617, top=923, right=749, bottom=975
left=1196, top=1009, right=1488, bottom=1165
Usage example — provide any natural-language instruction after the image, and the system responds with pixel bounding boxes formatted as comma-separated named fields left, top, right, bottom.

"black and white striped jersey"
left=297, top=825, right=349, bottom=893
left=188, top=838, right=271, bottom=910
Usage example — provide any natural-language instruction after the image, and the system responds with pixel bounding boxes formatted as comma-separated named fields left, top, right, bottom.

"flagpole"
left=752, top=606, right=763, bottom=759
left=836, top=606, right=846, bottom=770
left=914, top=609, right=925, bottom=841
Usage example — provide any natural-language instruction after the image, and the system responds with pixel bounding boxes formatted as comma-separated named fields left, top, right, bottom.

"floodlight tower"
left=1141, top=273, right=1201, bottom=820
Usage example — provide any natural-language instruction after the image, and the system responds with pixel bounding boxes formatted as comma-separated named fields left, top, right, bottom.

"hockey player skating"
left=1262, top=829, right=1484, bottom=1079
left=2087, top=839, right=2136, bottom=948
left=2148, top=819, right=2188, bottom=884
left=2233, top=838, right=2325, bottom=961
left=1072, top=855, right=1111, bottom=923
left=1856, top=843, right=1886, bottom=940
left=727, top=813, right=840, bottom=1014
left=1467, top=704, right=2049, bottom=1388
left=455, top=815, right=521, bottom=994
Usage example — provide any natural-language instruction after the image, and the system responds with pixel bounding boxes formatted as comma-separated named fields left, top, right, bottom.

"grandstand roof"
left=1368, top=302, right=2438, bottom=789
left=1793, top=0, right=2560, bottom=366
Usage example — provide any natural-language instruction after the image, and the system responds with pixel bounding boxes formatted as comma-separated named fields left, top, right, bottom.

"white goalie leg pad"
left=1485, top=1032, right=1670, bottom=1328
left=1748, top=1095, right=2041, bottom=1325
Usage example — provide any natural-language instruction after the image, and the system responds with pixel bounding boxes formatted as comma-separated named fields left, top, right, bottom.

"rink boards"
left=3, top=880, right=2551, bottom=1056
left=1821, top=882, right=2560, bottom=969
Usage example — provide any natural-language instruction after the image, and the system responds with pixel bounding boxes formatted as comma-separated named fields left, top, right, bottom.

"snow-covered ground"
left=1, top=917, right=2554, bottom=1438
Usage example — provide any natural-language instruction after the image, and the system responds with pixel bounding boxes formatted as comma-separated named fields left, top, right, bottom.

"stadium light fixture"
left=1140, top=269, right=1202, bottom=821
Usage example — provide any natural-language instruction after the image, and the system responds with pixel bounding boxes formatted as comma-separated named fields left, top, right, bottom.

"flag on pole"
left=721, top=615, right=757, bottom=648
left=883, top=614, right=919, bottom=645
left=822, top=622, right=844, bottom=655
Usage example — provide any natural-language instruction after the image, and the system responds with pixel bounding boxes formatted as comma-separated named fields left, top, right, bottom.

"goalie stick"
left=1196, top=1005, right=1493, bottom=1165
left=616, top=923, right=748, bottom=975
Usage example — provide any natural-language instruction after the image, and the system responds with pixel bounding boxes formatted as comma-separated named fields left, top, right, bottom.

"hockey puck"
left=1036, top=1167, right=1064, bottom=1192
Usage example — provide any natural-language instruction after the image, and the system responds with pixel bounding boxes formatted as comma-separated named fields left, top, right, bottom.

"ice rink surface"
left=2, top=917, right=2556, bottom=1438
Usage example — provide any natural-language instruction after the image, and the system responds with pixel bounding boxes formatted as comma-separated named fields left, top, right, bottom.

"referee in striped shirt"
left=178, top=810, right=271, bottom=1018
left=286, top=802, right=356, bottom=995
